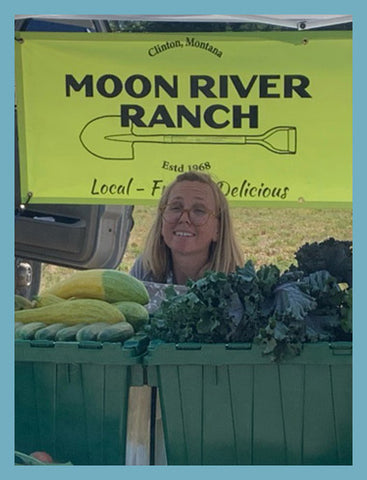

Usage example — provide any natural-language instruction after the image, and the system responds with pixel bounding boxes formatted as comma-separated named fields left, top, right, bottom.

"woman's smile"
left=173, top=230, right=195, bottom=237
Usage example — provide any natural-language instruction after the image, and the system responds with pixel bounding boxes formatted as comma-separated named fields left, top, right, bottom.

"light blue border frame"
left=3, top=2, right=362, bottom=479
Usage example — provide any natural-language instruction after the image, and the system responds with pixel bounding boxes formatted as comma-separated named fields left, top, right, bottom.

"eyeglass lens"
left=163, top=205, right=211, bottom=225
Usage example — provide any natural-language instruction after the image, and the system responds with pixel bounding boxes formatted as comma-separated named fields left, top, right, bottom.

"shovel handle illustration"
left=80, top=115, right=297, bottom=160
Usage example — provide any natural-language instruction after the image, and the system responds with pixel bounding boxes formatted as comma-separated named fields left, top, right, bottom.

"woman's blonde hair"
left=141, top=171, right=243, bottom=282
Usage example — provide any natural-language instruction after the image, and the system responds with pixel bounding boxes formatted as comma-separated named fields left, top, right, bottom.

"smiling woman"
left=127, top=170, right=244, bottom=466
left=129, top=171, right=243, bottom=284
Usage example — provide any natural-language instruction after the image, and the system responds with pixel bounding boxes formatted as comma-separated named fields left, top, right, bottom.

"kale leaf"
left=146, top=252, right=352, bottom=361
left=295, top=237, right=352, bottom=286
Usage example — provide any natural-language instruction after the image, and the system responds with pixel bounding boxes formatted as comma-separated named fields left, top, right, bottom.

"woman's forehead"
left=168, top=181, right=215, bottom=204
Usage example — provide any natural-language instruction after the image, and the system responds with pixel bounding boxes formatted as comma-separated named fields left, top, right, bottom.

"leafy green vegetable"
left=273, top=282, right=317, bottom=321
left=295, top=237, right=352, bottom=286
left=340, top=288, right=352, bottom=333
left=256, top=269, right=352, bottom=360
left=146, top=252, right=352, bottom=361
left=146, top=270, right=243, bottom=343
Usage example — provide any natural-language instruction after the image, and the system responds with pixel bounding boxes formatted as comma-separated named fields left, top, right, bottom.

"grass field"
left=40, top=206, right=352, bottom=292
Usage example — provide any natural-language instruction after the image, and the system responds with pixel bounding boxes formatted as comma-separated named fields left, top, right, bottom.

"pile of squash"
left=14, top=269, right=150, bottom=343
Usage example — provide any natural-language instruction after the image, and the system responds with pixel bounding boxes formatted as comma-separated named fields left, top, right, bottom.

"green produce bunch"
left=147, top=259, right=352, bottom=361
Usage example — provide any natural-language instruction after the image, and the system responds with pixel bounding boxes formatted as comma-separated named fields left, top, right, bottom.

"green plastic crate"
left=15, top=336, right=148, bottom=465
left=145, top=341, right=352, bottom=465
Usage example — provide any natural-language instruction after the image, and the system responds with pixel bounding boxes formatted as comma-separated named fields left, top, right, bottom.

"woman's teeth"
left=174, top=231, right=194, bottom=237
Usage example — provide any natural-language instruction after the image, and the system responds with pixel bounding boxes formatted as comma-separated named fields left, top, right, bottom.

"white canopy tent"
left=14, top=14, right=352, bottom=30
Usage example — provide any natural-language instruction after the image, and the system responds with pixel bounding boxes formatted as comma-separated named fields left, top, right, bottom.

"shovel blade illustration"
left=80, top=115, right=131, bottom=160
left=80, top=115, right=297, bottom=160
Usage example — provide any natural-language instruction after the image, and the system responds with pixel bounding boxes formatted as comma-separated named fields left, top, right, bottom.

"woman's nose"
left=178, top=209, right=191, bottom=223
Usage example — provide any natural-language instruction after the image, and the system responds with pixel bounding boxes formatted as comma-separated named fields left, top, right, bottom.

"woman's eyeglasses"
left=161, top=204, right=217, bottom=226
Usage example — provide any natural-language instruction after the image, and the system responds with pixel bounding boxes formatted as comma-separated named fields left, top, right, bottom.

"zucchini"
left=97, top=322, right=135, bottom=343
left=34, top=323, right=66, bottom=341
left=76, top=322, right=108, bottom=341
left=15, top=298, right=124, bottom=326
left=44, top=269, right=149, bottom=305
left=16, top=322, right=47, bottom=340
left=55, top=323, right=88, bottom=342
left=15, top=322, right=24, bottom=339
left=113, top=301, right=149, bottom=332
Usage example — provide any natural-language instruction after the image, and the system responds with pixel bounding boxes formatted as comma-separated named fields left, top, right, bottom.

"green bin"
left=145, top=341, right=352, bottom=465
left=15, top=337, right=148, bottom=465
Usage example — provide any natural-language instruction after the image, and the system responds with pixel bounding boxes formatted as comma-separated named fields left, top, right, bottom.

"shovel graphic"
left=79, top=115, right=297, bottom=160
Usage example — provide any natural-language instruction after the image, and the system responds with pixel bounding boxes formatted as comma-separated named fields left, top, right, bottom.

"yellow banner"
left=15, top=31, right=352, bottom=206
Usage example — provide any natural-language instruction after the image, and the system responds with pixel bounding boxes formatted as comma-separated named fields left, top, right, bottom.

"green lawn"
left=40, top=206, right=352, bottom=292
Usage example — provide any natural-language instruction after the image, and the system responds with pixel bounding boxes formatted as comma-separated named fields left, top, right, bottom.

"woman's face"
left=161, top=181, right=219, bottom=259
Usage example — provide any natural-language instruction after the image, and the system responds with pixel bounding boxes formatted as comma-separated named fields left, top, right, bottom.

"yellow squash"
left=32, top=293, right=66, bottom=308
left=15, top=295, right=33, bottom=311
left=15, top=298, right=124, bottom=326
left=44, top=269, right=149, bottom=305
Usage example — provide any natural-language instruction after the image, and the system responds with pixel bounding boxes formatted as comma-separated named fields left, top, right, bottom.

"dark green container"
left=145, top=341, right=352, bottom=465
left=15, top=337, right=148, bottom=465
